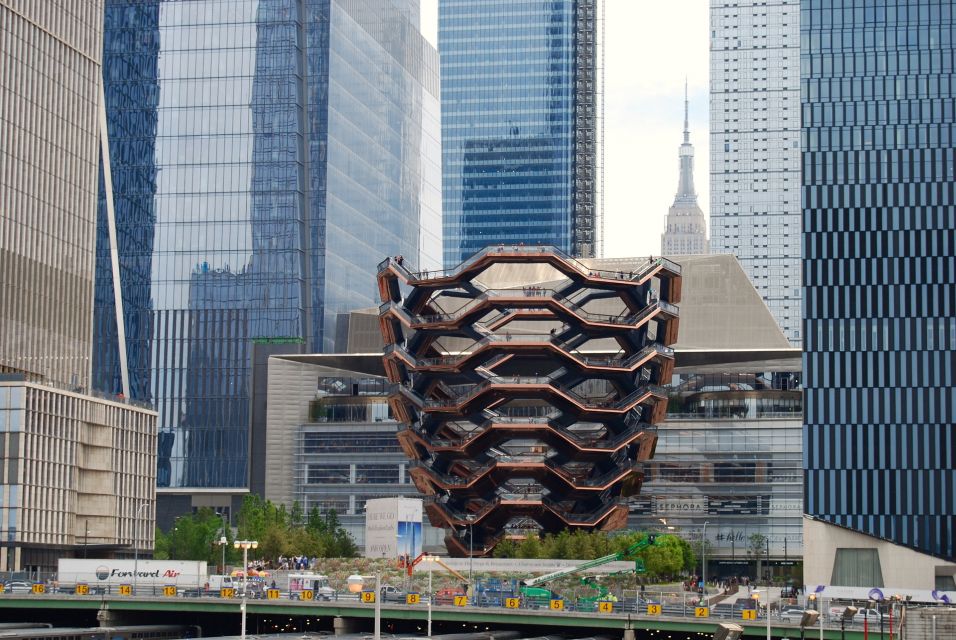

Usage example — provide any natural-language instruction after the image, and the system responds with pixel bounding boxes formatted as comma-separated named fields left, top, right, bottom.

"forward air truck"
left=57, top=559, right=208, bottom=595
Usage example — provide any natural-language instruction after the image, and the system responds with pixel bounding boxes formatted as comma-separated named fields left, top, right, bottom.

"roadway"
left=0, top=593, right=872, bottom=640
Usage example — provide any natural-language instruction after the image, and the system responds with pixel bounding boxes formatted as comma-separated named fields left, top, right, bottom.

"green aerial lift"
left=520, top=534, right=657, bottom=603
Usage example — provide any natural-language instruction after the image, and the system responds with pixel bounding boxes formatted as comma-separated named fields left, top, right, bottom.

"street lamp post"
left=820, top=599, right=825, bottom=640
left=374, top=573, right=382, bottom=640
left=839, top=606, right=858, bottom=640
left=426, top=558, right=434, bottom=638
left=879, top=599, right=884, bottom=640
left=234, top=540, right=258, bottom=640
left=133, top=503, right=149, bottom=595
left=766, top=537, right=771, bottom=583
left=753, top=589, right=771, bottom=640
left=468, top=523, right=473, bottom=600
left=216, top=512, right=229, bottom=573
left=701, top=521, right=710, bottom=605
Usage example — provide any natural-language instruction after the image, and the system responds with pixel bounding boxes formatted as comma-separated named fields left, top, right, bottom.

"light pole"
left=797, top=609, right=819, bottom=640
left=234, top=539, right=258, bottom=640
left=216, top=512, right=229, bottom=573
left=424, top=557, right=436, bottom=637
left=839, top=606, right=858, bottom=640
left=766, top=537, right=771, bottom=583
left=753, top=589, right=771, bottom=640
left=374, top=573, right=382, bottom=640
left=701, top=521, right=710, bottom=605
left=133, top=502, right=149, bottom=595
left=467, top=523, right=473, bottom=600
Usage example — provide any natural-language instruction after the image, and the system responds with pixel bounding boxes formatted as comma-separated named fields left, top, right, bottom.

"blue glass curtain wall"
left=440, top=0, right=578, bottom=267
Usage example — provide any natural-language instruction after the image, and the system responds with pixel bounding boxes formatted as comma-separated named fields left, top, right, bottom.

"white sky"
left=419, top=1, right=710, bottom=258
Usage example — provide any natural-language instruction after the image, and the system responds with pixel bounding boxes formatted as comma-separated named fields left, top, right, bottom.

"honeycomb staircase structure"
left=377, top=246, right=680, bottom=556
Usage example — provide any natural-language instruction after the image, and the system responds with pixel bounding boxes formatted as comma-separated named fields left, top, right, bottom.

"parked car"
left=853, top=608, right=884, bottom=624
left=779, top=606, right=808, bottom=623
left=380, top=584, right=406, bottom=602
left=828, top=606, right=886, bottom=624
left=3, top=581, right=32, bottom=594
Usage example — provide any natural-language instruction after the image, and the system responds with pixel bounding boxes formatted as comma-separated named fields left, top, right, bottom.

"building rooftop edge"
left=273, top=349, right=802, bottom=378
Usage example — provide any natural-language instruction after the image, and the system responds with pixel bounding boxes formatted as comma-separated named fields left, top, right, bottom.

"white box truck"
left=288, top=573, right=336, bottom=600
left=57, top=559, right=208, bottom=594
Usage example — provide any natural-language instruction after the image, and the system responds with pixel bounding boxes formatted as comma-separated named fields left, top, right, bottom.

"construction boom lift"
left=399, top=552, right=470, bottom=585
left=522, top=533, right=657, bottom=590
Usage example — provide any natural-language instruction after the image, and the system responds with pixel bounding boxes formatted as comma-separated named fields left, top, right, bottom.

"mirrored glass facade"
left=95, top=0, right=440, bottom=489
left=802, top=0, right=956, bottom=561
left=439, top=0, right=598, bottom=267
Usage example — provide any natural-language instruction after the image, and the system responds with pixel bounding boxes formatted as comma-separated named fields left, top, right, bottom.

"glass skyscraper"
left=710, top=0, right=803, bottom=346
left=803, top=0, right=956, bottom=568
left=95, top=0, right=440, bottom=489
left=439, top=0, right=599, bottom=267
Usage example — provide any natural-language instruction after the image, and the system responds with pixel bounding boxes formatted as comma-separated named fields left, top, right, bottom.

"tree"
left=492, top=538, right=518, bottom=558
left=636, top=534, right=685, bottom=579
left=516, top=534, right=544, bottom=558
left=152, top=496, right=359, bottom=564
left=544, top=529, right=572, bottom=559
left=290, top=501, right=304, bottom=528
left=675, top=535, right=697, bottom=573
left=154, top=507, right=223, bottom=563
left=748, top=533, right=768, bottom=581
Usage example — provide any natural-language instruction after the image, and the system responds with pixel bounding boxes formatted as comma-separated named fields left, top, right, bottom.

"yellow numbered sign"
left=741, top=609, right=757, bottom=621
left=118, top=584, right=132, bottom=596
left=598, top=601, right=613, bottom=614
left=75, top=584, right=89, bottom=596
left=220, top=587, right=235, bottom=599
left=695, top=606, right=710, bottom=618
left=300, top=590, right=314, bottom=601
left=266, top=589, right=281, bottom=600
left=162, top=585, right=177, bottom=597
left=504, top=597, right=520, bottom=609
left=406, top=593, right=420, bottom=605
left=0, top=583, right=5, bottom=594
left=549, top=599, right=564, bottom=611
left=453, top=595, right=468, bottom=607
left=31, top=584, right=45, bottom=595
left=361, top=591, right=376, bottom=603
left=647, top=603, right=662, bottom=615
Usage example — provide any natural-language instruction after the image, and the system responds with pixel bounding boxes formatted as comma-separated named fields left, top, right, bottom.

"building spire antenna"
left=683, top=77, right=690, bottom=143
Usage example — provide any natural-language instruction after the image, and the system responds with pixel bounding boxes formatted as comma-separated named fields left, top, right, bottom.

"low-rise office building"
left=264, top=358, right=444, bottom=550
left=630, top=373, right=803, bottom=580
left=0, top=376, right=156, bottom=573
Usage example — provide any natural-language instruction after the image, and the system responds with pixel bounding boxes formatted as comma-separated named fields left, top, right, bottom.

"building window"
left=831, top=548, right=884, bottom=587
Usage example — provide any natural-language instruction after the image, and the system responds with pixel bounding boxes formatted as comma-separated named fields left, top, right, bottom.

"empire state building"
left=661, top=86, right=709, bottom=255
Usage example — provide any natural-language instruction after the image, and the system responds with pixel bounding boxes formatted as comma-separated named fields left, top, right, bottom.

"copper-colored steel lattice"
left=377, top=247, right=680, bottom=556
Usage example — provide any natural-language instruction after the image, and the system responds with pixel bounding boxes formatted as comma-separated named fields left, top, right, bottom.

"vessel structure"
left=377, top=247, right=681, bottom=556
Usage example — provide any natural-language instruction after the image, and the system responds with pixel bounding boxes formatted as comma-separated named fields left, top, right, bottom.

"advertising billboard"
left=364, top=497, right=423, bottom=559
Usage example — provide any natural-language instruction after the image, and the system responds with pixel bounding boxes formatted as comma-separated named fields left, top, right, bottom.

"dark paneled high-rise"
left=802, top=0, right=956, bottom=562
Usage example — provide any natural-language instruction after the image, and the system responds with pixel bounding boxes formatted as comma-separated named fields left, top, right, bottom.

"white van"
left=288, top=573, right=335, bottom=600
left=207, top=575, right=236, bottom=592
